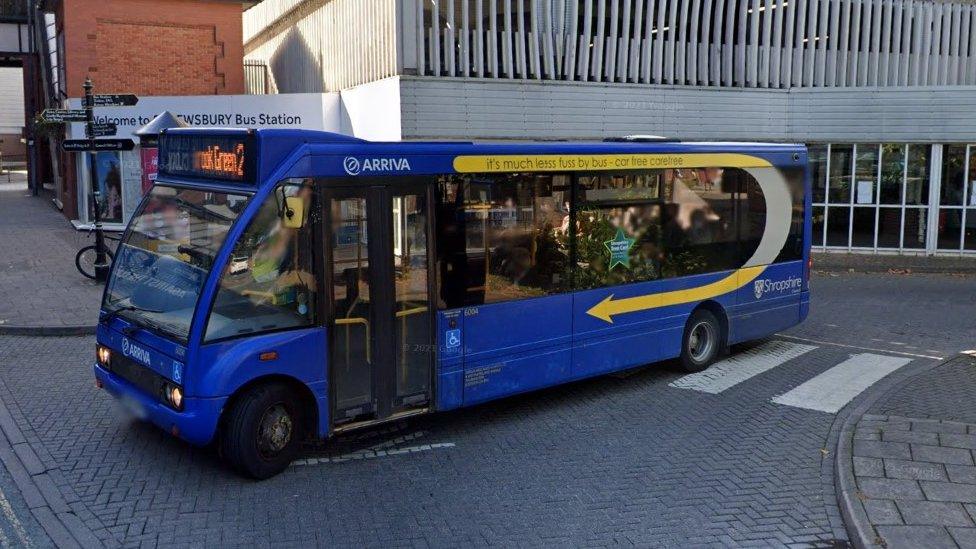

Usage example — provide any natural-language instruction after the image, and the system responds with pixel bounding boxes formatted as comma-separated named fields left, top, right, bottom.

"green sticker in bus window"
left=604, top=228, right=635, bottom=270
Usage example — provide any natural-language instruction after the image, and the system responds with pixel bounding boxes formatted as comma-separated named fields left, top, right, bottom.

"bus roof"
left=157, top=127, right=806, bottom=190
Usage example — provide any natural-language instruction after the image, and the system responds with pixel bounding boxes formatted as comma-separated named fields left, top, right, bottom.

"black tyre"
left=75, top=246, right=115, bottom=280
left=679, top=309, right=723, bottom=373
left=220, top=383, right=304, bottom=479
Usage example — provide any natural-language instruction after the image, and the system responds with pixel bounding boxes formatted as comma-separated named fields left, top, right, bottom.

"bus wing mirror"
left=282, top=196, right=305, bottom=228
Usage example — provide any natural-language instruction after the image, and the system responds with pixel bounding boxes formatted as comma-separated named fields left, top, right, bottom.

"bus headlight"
left=96, top=345, right=111, bottom=367
left=165, top=384, right=184, bottom=410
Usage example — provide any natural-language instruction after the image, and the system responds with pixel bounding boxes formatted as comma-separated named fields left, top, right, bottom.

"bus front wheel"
left=679, top=309, right=723, bottom=373
left=220, top=383, right=304, bottom=479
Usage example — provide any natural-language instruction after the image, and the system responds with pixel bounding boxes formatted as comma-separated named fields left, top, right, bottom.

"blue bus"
left=94, top=129, right=811, bottom=478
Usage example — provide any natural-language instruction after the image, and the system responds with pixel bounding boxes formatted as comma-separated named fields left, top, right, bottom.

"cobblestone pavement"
left=0, top=181, right=107, bottom=331
left=0, top=272, right=969, bottom=547
left=839, top=354, right=976, bottom=549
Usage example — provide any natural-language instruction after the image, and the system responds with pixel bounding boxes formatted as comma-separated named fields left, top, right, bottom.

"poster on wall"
left=856, top=180, right=874, bottom=204
left=89, top=152, right=124, bottom=224
left=141, top=147, right=158, bottom=193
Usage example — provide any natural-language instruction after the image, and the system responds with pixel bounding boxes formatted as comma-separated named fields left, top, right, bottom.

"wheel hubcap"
left=689, top=322, right=715, bottom=362
left=257, top=404, right=293, bottom=457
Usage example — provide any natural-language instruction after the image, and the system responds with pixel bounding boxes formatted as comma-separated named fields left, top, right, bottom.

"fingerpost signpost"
left=41, top=78, right=139, bottom=282
left=43, top=78, right=138, bottom=282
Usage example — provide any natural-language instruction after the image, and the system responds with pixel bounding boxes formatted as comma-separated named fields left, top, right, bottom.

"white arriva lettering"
left=359, top=157, right=412, bottom=173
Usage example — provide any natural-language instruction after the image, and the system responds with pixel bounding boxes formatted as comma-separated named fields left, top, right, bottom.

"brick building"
left=43, top=0, right=247, bottom=219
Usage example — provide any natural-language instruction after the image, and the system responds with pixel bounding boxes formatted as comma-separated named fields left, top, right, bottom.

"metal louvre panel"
left=240, top=0, right=976, bottom=90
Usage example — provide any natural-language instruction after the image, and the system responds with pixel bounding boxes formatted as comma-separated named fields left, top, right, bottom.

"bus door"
left=325, top=182, right=434, bottom=426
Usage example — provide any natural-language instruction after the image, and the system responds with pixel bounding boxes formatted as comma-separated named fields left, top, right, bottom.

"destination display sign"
left=62, top=139, right=135, bottom=152
left=158, top=133, right=255, bottom=183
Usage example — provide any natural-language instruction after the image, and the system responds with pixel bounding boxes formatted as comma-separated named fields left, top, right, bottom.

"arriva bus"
left=94, top=129, right=811, bottom=478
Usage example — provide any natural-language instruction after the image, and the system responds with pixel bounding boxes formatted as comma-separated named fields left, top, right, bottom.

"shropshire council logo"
left=753, top=276, right=803, bottom=300
left=754, top=279, right=765, bottom=299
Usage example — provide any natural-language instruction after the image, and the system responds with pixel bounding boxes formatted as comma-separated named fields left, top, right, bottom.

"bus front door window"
left=393, top=193, right=431, bottom=407
left=328, top=184, right=434, bottom=425
left=330, top=197, right=373, bottom=419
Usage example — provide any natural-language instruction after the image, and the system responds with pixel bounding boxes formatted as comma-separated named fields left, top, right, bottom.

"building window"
left=937, top=144, right=976, bottom=252
left=812, top=143, right=933, bottom=252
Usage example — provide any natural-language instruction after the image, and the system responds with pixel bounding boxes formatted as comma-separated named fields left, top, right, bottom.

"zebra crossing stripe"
left=771, top=353, right=912, bottom=413
left=669, top=340, right=818, bottom=394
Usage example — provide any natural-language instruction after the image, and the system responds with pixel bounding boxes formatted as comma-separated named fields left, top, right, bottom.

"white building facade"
left=243, top=0, right=976, bottom=255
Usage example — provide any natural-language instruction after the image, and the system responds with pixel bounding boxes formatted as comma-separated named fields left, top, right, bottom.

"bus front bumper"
left=94, top=364, right=225, bottom=446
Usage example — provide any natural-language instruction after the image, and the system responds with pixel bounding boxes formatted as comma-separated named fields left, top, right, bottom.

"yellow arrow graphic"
left=586, top=266, right=767, bottom=323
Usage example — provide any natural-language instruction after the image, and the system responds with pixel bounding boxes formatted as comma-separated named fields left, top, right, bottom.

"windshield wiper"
left=100, top=303, right=164, bottom=326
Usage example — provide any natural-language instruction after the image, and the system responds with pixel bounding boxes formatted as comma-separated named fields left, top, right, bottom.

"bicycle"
left=75, top=225, right=122, bottom=280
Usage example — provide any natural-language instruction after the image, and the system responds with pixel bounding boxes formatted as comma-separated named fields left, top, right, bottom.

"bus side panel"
left=729, top=261, right=804, bottom=344
left=572, top=271, right=738, bottom=376
left=459, top=294, right=573, bottom=405
left=435, top=310, right=464, bottom=411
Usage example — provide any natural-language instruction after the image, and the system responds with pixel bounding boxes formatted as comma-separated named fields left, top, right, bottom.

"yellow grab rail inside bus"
left=334, top=317, right=370, bottom=364
left=396, top=305, right=428, bottom=385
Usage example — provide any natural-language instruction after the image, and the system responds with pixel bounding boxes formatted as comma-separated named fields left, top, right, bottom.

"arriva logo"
left=121, top=337, right=152, bottom=366
left=343, top=156, right=411, bottom=176
left=753, top=276, right=803, bottom=299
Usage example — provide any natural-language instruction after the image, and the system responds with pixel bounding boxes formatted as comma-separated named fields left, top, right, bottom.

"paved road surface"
left=0, top=271, right=968, bottom=547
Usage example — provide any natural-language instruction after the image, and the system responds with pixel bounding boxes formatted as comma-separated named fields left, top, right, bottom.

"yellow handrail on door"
left=396, top=305, right=428, bottom=388
left=334, top=317, right=370, bottom=364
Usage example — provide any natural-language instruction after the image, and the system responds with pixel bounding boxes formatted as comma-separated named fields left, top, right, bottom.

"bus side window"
left=435, top=173, right=572, bottom=308
left=574, top=172, right=664, bottom=289
left=736, top=167, right=805, bottom=265
left=658, top=168, right=742, bottom=277
left=205, top=180, right=318, bottom=342
left=774, top=167, right=806, bottom=263
left=575, top=168, right=760, bottom=287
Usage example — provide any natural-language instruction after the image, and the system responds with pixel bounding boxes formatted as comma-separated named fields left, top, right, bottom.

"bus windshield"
left=102, top=185, right=250, bottom=342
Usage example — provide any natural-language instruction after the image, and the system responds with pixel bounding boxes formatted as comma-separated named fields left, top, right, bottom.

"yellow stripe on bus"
left=453, top=153, right=773, bottom=173
left=586, top=265, right=768, bottom=323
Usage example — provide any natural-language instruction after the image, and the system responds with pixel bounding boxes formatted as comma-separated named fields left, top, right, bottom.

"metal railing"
left=244, top=60, right=274, bottom=94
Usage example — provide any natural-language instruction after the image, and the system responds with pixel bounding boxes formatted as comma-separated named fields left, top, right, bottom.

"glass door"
left=326, top=183, right=433, bottom=426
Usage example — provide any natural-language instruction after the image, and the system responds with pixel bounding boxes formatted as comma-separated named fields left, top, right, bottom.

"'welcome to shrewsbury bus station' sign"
left=66, top=93, right=338, bottom=140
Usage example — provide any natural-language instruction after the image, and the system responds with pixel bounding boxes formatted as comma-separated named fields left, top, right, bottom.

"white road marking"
left=776, top=334, right=944, bottom=360
left=363, top=430, right=427, bottom=451
left=964, top=350, right=976, bottom=356
left=291, top=431, right=456, bottom=467
left=670, top=341, right=817, bottom=394
left=0, top=485, right=28, bottom=547
left=772, top=353, right=913, bottom=413
left=293, top=443, right=456, bottom=466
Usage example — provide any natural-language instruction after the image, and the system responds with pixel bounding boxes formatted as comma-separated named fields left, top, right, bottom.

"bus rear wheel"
left=220, top=383, right=304, bottom=479
left=679, top=309, right=723, bottom=373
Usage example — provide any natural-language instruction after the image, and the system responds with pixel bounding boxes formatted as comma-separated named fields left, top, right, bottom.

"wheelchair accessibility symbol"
left=445, top=329, right=461, bottom=349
